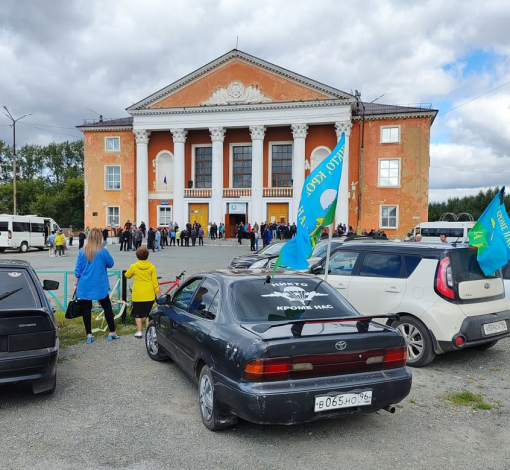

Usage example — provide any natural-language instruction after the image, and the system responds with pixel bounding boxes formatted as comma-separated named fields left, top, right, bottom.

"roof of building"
left=354, top=102, right=438, bottom=121
left=76, top=117, right=133, bottom=130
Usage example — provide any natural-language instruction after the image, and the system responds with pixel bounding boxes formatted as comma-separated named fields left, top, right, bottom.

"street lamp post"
left=2, top=106, right=32, bottom=215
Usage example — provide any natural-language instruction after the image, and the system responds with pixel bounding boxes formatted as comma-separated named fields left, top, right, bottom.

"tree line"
left=0, top=139, right=84, bottom=228
left=428, top=187, right=509, bottom=222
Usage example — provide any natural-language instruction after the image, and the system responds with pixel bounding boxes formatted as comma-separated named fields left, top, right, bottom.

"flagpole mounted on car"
left=272, top=133, right=346, bottom=281
left=324, top=223, right=334, bottom=283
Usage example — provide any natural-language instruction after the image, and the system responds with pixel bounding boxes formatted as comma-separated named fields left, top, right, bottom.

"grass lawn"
left=55, top=310, right=137, bottom=347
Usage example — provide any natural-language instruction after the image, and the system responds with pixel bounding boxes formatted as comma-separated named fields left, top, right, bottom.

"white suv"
left=311, top=242, right=510, bottom=366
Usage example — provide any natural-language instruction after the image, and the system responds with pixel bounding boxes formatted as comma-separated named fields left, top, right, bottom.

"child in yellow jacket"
left=125, top=247, right=159, bottom=338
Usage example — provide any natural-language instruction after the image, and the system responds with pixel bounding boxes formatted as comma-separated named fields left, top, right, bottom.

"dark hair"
left=136, top=247, right=149, bottom=260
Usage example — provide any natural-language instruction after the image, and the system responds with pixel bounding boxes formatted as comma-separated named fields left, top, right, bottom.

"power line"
left=438, top=79, right=510, bottom=117
left=23, top=121, right=78, bottom=130
left=431, top=165, right=510, bottom=174
left=19, top=122, right=82, bottom=138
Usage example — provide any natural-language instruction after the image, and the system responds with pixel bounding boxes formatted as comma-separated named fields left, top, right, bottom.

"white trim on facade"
left=154, top=149, right=174, bottom=193
left=380, top=204, right=399, bottom=230
left=310, top=145, right=332, bottom=170
left=267, top=140, right=293, bottom=188
left=377, top=157, right=402, bottom=188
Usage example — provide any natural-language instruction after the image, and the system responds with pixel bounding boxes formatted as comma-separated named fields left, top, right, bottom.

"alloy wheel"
left=200, top=374, right=213, bottom=421
left=396, top=323, right=424, bottom=361
left=146, top=326, right=159, bottom=356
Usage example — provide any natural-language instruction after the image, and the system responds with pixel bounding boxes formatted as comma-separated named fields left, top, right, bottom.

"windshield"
left=0, top=270, right=39, bottom=309
left=230, top=278, right=358, bottom=323
left=257, top=242, right=285, bottom=256
left=311, top=240, right=343, bottom=258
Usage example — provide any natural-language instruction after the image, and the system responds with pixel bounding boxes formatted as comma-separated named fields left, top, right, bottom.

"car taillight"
left=243, top=357, right=291, bottom=381
left=436, top=257, right=455, bottom=299
left=383, top=346, right=407, bottom=369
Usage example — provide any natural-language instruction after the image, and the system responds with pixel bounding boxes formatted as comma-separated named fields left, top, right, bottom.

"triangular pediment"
left=127, top=50, right=354, bottom=112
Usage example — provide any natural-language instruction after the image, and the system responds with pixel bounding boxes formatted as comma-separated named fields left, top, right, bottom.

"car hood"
left=230, top=254, right=277, bottom=267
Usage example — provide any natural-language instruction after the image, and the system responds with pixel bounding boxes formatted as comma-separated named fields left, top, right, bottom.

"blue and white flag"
left=273, top=133, right=346, bottom=271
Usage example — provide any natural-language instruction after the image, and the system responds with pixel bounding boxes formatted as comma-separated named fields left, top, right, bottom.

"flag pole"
left=324, top=223, right=334, bottom=282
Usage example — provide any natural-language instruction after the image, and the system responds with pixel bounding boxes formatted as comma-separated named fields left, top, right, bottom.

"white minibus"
left=407, top=221, right=475, bottom=243
left=0, top=215, right=61, bottom=253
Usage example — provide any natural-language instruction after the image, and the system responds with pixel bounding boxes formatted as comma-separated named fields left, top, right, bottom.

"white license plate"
left=483, top=320, right=508, bottom=336
left=314, top=391, right=372, bottom=412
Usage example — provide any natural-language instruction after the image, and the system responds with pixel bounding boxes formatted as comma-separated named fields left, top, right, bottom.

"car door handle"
left=385, top=287, right=401, bottom=293
left=335, top=283, right=347, bottom=289
left=196, top=333, right=204, bottom=342
left=172, top=321, right=179, bottom=327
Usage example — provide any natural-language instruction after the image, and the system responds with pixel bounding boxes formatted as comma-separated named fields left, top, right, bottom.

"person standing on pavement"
left=250, top=229, right=256, bottom=251
left=48, top=231, right=56, bottom=257
left=67, top=227, right=74, bottom=246
left=198, top=227, right=204, bottom=246
left=184, top=228, right=190, bottom=247
left=147, top=228, right=156, bottom=252
left=55, top=231, right=66, bottom=257
left=254, top=230, right=259, bottom=251
left=134, top=227, right=143, bottom=249
left=155, top=228, right=161, bottom=252
left=140, top=221, right=146, bottom=238
left=237, top=223, right=244, bottom=245
left=125, top=247, right=159, bottom=338
left=102, top=228, right=109, bottom=244
left=110, top=221, right=117, bottom=240
left=78, top=230, right=86, bottom=249
left=74, top=228, right=118, bottom=344
left=191, top=227, right=197, bottom=246
left=120, top=229, right=129, bottom=251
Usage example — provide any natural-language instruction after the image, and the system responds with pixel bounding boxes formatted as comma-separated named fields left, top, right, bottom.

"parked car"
left=310, top=242, right=510, bottom=366
left=145, top=271, right=411, bottom=431
left=229, top=241, right=286, bottom=269
left=0, top=214, right=61, bottom=253
left=0, top=260, right=59, bottom=394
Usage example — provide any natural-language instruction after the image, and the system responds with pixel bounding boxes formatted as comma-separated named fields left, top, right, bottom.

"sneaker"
left=134, top=331, right=143, bottom=338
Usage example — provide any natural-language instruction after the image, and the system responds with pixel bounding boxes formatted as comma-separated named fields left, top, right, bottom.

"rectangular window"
left=105, top=137, right=120, bottom=152
left=158, top=206, right=172, bottom=226
left=380, top=205, right=398, bottom=229
left=106, top=207, right=120, bottom=227
left=13, top=222, right=30, bottom=232
left=195, top=147, right=212, bottom=188
left=30, top=223, right=45, bottom=233
left=272, top=144, right=293, bottom=187
left=105, top=166, right=121, bottom=190
left=379, top=159, right=400, bottom=187
left=359, top=253, right=404, bottom=278
left=381, top=126, right=400, bottom=143
left=233, top=146, right=252, bottom=188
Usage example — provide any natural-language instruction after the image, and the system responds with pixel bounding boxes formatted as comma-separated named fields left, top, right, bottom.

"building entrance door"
left=228, top=214, right=247, bottom=238
left=267, top=203, right=288, bottom=224
left=189, top=203, right=209, bottom=236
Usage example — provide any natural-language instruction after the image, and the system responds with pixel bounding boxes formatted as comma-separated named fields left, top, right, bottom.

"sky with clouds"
left=1, top=0, right=510, bottom=202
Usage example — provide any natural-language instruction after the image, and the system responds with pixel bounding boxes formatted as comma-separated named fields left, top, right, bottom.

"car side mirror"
left=156, top=294, right=171, bottom=305
left=311, top=264, right=323, bottom=275
left=43, top=280, right=59, bottom=291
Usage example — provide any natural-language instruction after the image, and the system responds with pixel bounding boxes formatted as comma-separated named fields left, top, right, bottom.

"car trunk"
left=241, top=320, right=405, bottom=379
left=0, top=309, right=56, bottom=353
left=449, top=249, right=506, bottom=315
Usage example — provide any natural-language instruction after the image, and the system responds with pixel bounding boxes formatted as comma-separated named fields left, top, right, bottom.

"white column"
left=249, top=125, right=266, bottom=226
left=291, top=123, right=308, bottom=223
left=170, top=128, right=187, bottom=226
left=209, top=127, right=226, bottom=225
left=335, top=121, right=352, bottom=227
left=134, top=129, right=151, bottom=227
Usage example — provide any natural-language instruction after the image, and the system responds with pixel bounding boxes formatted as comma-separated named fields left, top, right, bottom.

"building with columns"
left=78, top=50, right=436, bottom=237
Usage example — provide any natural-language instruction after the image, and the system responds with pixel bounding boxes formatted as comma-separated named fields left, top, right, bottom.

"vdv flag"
left=163, top=174, right=167, bottom=185
left=273, top=133, right=346, bottom=272
left=468, top=187, right=510, bottom=276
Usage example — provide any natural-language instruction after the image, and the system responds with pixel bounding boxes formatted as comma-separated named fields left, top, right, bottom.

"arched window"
left=156, top=151, right=174, bottom=192
left=310, top=146, right=332, bottom=171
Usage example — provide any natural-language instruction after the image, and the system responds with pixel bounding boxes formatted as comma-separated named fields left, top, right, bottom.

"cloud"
left=1, top=0, right=510, bottom=202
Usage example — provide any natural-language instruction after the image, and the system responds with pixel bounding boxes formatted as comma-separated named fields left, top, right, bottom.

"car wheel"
left=19, top=242, right=28, bottom=253
left=33, top=373, right=57, bottom=395
left=394, top=316, right=436, bottom=367
left=145, top=321, right=169, bottom=362
left=472, top=340, right=499, bottom=351
left=198, top=365, right=237, bottom=431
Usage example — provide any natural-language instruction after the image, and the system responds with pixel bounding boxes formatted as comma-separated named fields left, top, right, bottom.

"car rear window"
left=450, top=249, right=500, bottom=281
left=0, top=270, right=39, bottom=309
left=230, top=278, right=358, bottom=323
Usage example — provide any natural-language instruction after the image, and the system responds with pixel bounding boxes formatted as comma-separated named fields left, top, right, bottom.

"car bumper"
left=0, top=342, right=58, bottom=385
left=437, top=310, right=510, bottom=352
left=214, top=367, right=412, bottom=425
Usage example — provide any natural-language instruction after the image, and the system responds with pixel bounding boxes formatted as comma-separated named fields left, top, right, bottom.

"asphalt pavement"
left=0, top=242, right=509, bottom=469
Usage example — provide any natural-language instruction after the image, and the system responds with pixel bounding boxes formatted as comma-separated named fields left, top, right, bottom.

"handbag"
left=65, top=291, right=83, bottom=319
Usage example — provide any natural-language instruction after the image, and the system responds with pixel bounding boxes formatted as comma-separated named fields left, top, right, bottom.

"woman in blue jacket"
left=74, top=227, right=119, bottom=344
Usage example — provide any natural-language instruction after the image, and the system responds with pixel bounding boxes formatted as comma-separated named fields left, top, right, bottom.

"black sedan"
left=0, top=260, right=59, bottom=394
left=229, top=241, right=286, bottom=269
left=146, top=271, right=412, bottom=430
